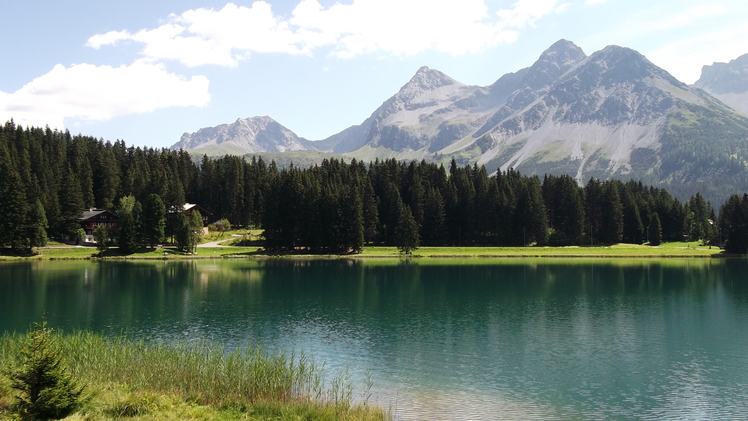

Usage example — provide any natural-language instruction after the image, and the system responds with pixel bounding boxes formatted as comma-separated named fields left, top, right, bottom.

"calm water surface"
left=2, top=258, right=748, bottom=420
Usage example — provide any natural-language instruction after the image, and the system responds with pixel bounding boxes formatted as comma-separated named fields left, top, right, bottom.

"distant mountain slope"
left=327, top=39, right=587, bottom=160
left=694, top=54, right=748, bottom=114
left=171, top=40, right=748, bottom=202
left=172, top=116, right=320, bottom=155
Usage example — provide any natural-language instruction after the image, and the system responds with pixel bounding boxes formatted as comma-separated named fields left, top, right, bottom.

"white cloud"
left=88, top=0, right=563, bottom=64
left=586, top=0, right=607, bottom=4
left=0, top=61, right=210, bottom=129
left=496, top=0, right=560, bottom=29
left=291, top=0, right=523, bottom=57
left=646, top=24, right=746, bottom=83
left=88, top=2, right=303, bottom=67
left=653, top=5, right=725, bottom=30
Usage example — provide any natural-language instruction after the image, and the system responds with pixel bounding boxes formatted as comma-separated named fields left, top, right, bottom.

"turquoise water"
left=2, top=258, right=748, bottom=420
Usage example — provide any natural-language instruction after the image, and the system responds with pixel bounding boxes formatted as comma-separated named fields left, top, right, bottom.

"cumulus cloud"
left=646, top=25, right=746, bottom=83
left=0, top=61, right=210, bottom=129
left=88, top=2, right=303, bottom=67
left=291, top=0, right=522, bottom=57
left=88, top=0, right=562, bottom=64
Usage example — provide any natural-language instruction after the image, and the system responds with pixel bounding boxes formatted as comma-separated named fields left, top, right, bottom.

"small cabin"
left=79, top=208, right=117, bottom=243
left=183, top=203, right=211, bottom=226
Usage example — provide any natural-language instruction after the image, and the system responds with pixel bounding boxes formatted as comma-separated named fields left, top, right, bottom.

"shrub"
left=6, top=317, right=86, bottom=420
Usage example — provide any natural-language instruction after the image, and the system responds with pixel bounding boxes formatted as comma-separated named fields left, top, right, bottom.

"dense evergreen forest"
left=2, top=120, right=748, bottom=254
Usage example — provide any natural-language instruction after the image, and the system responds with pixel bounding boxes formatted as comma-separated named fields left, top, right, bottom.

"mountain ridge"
left=171, top=40, right=748, bottom=201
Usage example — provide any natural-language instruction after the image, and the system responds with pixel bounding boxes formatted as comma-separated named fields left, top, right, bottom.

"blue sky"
left=1, top=0, right=746, bottom=149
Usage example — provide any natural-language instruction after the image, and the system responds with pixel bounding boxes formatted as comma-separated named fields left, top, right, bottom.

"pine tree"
left=93, top=224, right=109, bottom=254
left=395, top=203, right=420, bottom=254
left=189, top=210, right=204, bottom=254
left=648, top=212, right=662, bottom=246
left=174, top=213, right=192, bottom=252
left=7, top=317, right=86, bottom=420
left=0, top=139, right=30, bottom=250
left=421, top=187, right=447, bottom=246
left=141, top=193, right=166, bottom=248
left=723, top=194, right=748, bottom=254
left=599, top=182, right=624, bottom=244
left=117, top=195, right=142, bottom=254
left=26, top=199, right=49, bottom=252
left=57, top=168, right=84, bottom=240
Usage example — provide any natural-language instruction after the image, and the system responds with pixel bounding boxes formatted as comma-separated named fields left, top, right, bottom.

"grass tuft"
left=0, top=332, right=389, bottom=420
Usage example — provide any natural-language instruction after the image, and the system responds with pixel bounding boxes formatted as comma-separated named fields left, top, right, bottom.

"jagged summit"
left=694, top=54, right=748, bottom=115
left=171, top=39, right=748, bottom=202
left=526, top=39, right=587, bottom=88
left=695, top=54, right=748, bottom=95
left=172, top=116, right=318, bottom=154
left=405, top=66, right=459, bottom=91
left=575, top=45, right=684, bottom=88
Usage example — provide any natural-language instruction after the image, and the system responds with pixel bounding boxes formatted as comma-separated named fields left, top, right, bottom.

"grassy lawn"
left=0, top=241, right=730, bottom=261
left=358, top=242, right=723, bottom=257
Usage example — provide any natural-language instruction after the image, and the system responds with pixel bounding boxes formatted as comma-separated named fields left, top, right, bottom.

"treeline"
left=2, top=120, right=748, bottom=253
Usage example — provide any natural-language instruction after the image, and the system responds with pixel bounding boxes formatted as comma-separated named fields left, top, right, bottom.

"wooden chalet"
left=79, top=208, right=117, bottom=243
left=183, top=203, right=211, bottom=226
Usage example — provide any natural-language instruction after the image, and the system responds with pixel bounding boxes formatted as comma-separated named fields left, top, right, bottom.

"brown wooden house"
left=183, top=203, right=211, bottom=226
left=79, top=208, right=117, bottom=243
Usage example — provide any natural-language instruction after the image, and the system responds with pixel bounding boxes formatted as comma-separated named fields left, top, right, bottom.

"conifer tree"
left=0, top=139, right=30, bottom=250
left=648, top=212, right=662, bottom=246
left=26, top=199, right=49, bottom=252
left=93, top=224, right=109, bottom=254
left=57, top=168, right=84, bottom=240
left=117, top=195, right=142, bottom=254
left=340, top=186, right=365, bottom=253
left=174, top=213, right=192, bottom=252
left=361, top=176, right=379, bottom=244
left=395, top=203, right=420, bottom=254
left=189, top=210, right=204, bottom=254
left=599, top=182, right=624, bottom=244
left=421, top=187, right=447, bottom=246
left=8, top=316, right=86, bottom=420
left=722, top=194, right=748, bottom=254
left=141, top=193, right=166, bottom=247
left=621, top=188, right=644, bottom=244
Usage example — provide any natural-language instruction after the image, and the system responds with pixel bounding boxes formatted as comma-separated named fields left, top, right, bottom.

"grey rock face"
left=695, top=54, right=748, bottom=95
left=694, top=54, right=748, bottom=113
left=171, top=40, right=748, bottom=199
left=172, top=116, right=317, bottom=154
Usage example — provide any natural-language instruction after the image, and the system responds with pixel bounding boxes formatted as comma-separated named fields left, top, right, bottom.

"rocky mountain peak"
left=172, top=116, right=316, bottom=154
left=584, top=45, right=683, bottom=87
left=400, top=66, right=460, bottom=93
left=695, top=53, right=748, bottom=95
left=522, top=39, right=587, bottom=89
left=537, top=39, right=587, bottom=69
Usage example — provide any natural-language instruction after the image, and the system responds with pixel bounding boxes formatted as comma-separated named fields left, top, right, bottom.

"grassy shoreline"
left=0, top=241, right=736, bottom=261
left=0, top=331, right=388, bottom=420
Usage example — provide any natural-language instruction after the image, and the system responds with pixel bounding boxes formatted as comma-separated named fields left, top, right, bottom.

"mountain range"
left=171, top=40, right=748, bottom=202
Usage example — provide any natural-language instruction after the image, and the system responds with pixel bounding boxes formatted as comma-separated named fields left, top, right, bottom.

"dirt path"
left=197, top=235, right=241, bottom=248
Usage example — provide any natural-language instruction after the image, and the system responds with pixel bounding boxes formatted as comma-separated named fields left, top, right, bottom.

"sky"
left=1, top=0, right=746, bottom=149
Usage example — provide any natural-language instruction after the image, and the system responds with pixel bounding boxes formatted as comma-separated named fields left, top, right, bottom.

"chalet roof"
left=79, top=208, right=116, bottom=220
left=184, top=203, right=212, bottom=215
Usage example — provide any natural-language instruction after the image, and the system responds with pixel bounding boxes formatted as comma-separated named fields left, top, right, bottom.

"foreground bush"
left=5, top=318, right=85, bottom=420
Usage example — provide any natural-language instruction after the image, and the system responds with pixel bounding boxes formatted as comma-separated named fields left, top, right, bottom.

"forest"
left=2, top=120, right=748, bottom=254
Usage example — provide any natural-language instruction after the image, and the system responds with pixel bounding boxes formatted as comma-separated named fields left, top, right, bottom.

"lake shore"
left=0, top=242, right=735, bottom=261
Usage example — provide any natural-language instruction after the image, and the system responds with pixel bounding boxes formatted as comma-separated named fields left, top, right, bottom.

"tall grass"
left=0, top=331, right=388, bottom=420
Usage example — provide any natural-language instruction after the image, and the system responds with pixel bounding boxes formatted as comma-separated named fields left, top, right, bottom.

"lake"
left=2, top=258, right=748, bottom=420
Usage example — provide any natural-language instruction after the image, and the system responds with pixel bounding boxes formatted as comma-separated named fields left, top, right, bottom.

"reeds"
left=0, top=331, right=388, bottom=420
